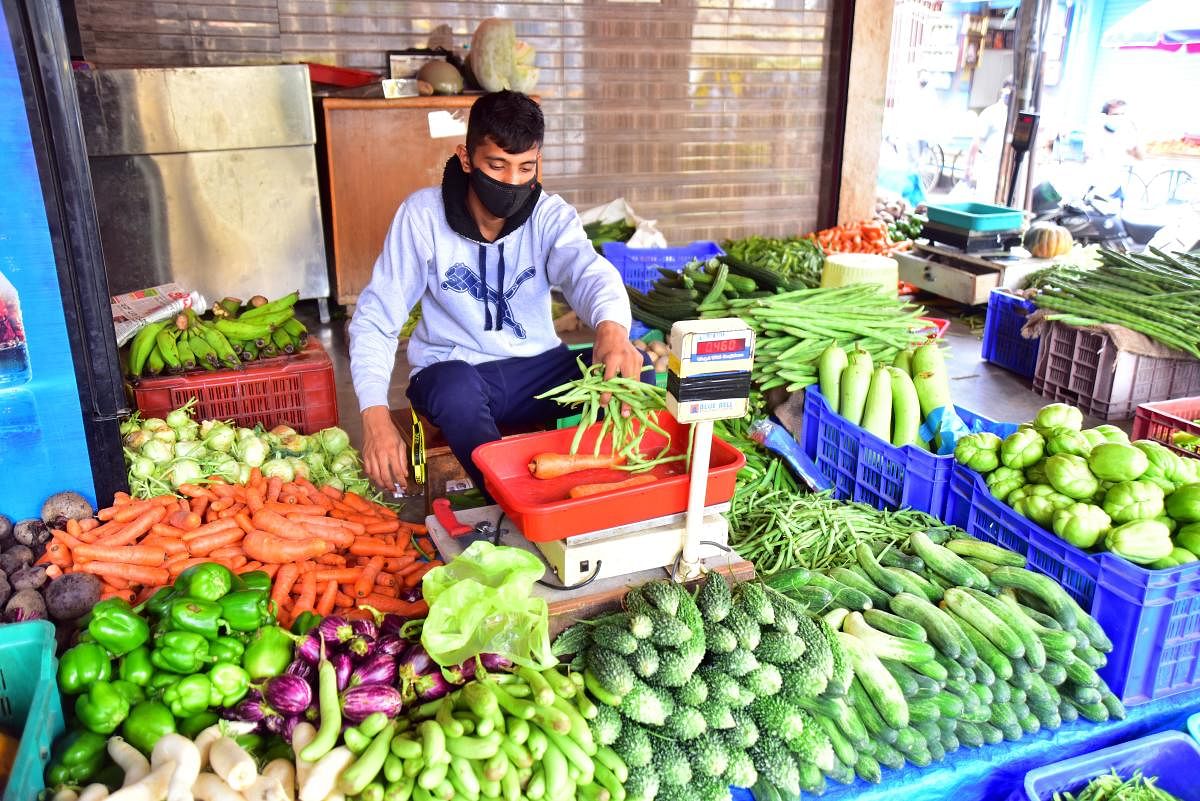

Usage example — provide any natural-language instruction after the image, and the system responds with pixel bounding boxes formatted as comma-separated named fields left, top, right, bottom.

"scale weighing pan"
left=472, top=409, right=744, bottom=542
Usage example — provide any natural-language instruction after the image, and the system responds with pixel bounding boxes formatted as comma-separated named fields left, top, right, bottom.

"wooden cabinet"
left=322, top=95, right=479, bottom=306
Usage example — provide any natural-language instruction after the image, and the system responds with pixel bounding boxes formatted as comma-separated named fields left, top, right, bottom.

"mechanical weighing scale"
left=425, top=318, right=755, bottom=590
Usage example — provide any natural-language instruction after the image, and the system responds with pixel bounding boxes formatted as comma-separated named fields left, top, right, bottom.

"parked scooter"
left=1029, top=182, right=1162, bottom=251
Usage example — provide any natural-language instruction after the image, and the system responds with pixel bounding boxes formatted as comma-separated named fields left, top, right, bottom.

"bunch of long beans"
left=1054, top=771, right=1183, bottom=801
left=1032, top=248, right=1200, bottom=358
left=728, top=490, right=959, bottom=575
left=536, top=359, right=686, bottom=471
left=700, top=284, right=930, bottom=392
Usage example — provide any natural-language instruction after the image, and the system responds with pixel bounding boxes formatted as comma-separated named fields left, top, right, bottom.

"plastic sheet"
left=729, top=689, right=1200, bottom=801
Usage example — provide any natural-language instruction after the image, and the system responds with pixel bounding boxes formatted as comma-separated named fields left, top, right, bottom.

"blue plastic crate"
left=1190, top=712, right=1200, bottom=744
left=1024, top=730, right=1200, bottom=801
left=981, top=289, right=1040, bottom=379
left=926, top=201, right=1024, bottom=232
left=601, top=241, right=725, bottom=293
left=800, top=384, right=1010, bottom=515
left=1, top=621, right=64, bottom=801
left=944, top=462, right=1200, bottom=705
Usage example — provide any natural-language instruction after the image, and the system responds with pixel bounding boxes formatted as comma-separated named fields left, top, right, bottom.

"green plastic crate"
left=2, top=621, right=64, bottom=800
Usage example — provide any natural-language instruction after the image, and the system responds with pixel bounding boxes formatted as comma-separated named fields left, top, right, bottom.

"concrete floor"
left=295, top=297, right=1127, bottom=456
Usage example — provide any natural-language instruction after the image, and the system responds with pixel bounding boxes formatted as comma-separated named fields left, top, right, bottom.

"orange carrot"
left=243, top=530, right=327, bottom=564
left=66, top=518, right=83, bottom=540
left=73, top=544, right=166, bottom=566
left=266, top=477, right=283, bottom=503
left=44, top=542, right=72, bottom=568
left=233, top=512, right=256, bottom=535
left=401, top=561, right=440, bottom=587
left=53, top=528, right=84, bottom=550
left=358, top=594, right=428, bottom=616
left=111, top=501, right=156, bottom=523
left=296, top=521, right=353, bottom=549
left=568, top=474, right=658, bottom=498
left=317, top=553, right=347, bottom=567
left=179, top=484, right=218, bottom=501
left=334, top=591, right=355, bottom=607
left=375, top=573, right=397, bottom=588
left=237, top=561, right=264, bottom=574
left=315, top=568, right=361, bottom=583
left=319, top=485, right=343, bottom=501
left=206, top=545, right=245, bottom=560
left=79, top=518, right=99, bottom=532
left=167, top=558, right=210, bottom=577
left=349, top=540, right=414, bottom=558
left=528, top=452, right=622, bottom=479
left=45, top=564, right=63, bottom=579
left=101, top=588, right=137, bottom=603
left=316, top=580, right=338, bottom=616
left=217, top=504, right=245, bottom=520
left=354, top=556, right=385, bottom=599
left=209, top=482, right=237, bottom=499
left=81, top=562, right=170, bottom=586
left=150, top=523, right=186, bottom=540
left=365, top=520, right=401, bottom=536
left=342, top=492, right=374, bottom=514
left=251, top=510, right=310, bottom=541
left=181, top=518, right=239, bottom=543
left=294, top=569, right=317, bottom=615
left=272, top=563, right=300, bottom=611
left=190, top=496, right=209, bottom=517
left=94, top=506, right=166, bottom=547
left=186, top=527, right=244, bottom=556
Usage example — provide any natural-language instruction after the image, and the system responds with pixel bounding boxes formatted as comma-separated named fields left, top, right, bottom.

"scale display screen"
left=690, top=335, right=752, bottom=364
left=695, top=338, right=746, bottom=357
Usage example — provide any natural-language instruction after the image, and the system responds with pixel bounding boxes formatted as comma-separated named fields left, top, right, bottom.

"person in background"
left=1088, top=99, right=1144, bottom=202
left=349, top=90, right=644, bottom=497
left=965, top=79, right=1013, bottom=203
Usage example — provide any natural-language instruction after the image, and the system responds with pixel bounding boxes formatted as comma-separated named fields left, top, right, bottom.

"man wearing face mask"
left=349, top=90, right=644, bottom=497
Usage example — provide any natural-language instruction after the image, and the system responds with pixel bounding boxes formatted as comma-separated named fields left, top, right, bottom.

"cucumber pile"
left=763, top=532, right=1126, bottom=799
left=126, top=292, right=308, bottom=377
left=554, top=575, right=845, bottom=801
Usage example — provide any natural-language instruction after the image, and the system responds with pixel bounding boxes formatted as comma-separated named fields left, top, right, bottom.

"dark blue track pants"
left=406, top=345, right=654, bottom=499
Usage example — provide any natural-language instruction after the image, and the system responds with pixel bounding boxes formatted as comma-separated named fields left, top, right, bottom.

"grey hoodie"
left=348, top=158, right=632, bottom=412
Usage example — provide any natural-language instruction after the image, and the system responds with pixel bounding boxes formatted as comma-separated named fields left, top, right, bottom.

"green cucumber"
left=909, top=531, right=991, bottom=590
left=988, top=567, right=1077, bottom=629
left=942, top=588, right=1026, bottom=659
left=887, top=567, right=943, bottom=603
left=946, top=538, right=1027, bottom=568
left=829, top=568, right=888, bottom=610
left=863, top=609, right=928, bottom=642
left=967, top=589, right=1047, bottom=670
left=889, top=592, right=966, bottom=660
left=856, top=544, right=904, bottom=595
left=946, top=610, right=1013, bottom=681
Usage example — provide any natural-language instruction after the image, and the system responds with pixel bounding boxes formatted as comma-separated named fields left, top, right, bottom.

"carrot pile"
left=39, top=470, right=440, bottom=625
left=807, top=220, right=913, bottom=256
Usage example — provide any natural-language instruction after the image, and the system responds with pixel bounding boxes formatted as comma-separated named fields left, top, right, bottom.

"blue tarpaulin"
left=730, top=689, right=1200, bottom=801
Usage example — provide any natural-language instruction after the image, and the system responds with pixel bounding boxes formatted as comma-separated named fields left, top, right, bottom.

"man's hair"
left=466, top=90, right=543, bottom=155
left=1102, top=98, right=1127, bottom=115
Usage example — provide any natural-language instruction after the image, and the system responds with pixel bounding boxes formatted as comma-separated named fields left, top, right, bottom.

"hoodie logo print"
left=441, top=264, right=536, bottom=338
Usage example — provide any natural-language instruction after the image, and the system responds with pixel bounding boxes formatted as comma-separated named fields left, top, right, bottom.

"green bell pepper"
left=208, top=663, right=251, bottom=707
left=219, top=589, right=273, bottom=633
left=1051, top=503, right=1112, bottom=549
left=1102, top=480, right=1165, bottom=524
left=1105, top=519, right=1174, bottom=565
left=243, top=626, right=295, bottom=680
left=88, top=597, right=150, bottom=657
left=178, top=710, right=220, bottom=740
left=110, top=679, right=146, bottom=706
left=986, top=466, right=1026, bottom=502
left=1166, top=484, right=1200, bottom=523
left=142, top=586, right=178, bottom=618
left=75, top=681, right=131, bottom=734
left=58, top=642, right=113, bottom=695
left=163, top=674, right=213, bottom=718
left=175, top=562, right=234, bottom=602
left=1034, top=403, right=1083, bottom=432
left=118, top=646, right=154, bottom=687
left=954, top=432, right=1002, bottom=474
left=209, top=635, right=246, bottom=664
left=122, top=700, right=176, bottom=754
left=292, top=610, right=322, bottom=635
left=1089, top=443, right=1149, bottom=482
left=1045, top=454, right=1101, bottom=500
left=151, top=631, right=211, bottom=674
left=168, top=597, right=223, bottom=639
left=1044, top=426, right=1093, bottom=458
left=45, top=730, right=108, bottom=786
left=237, top=570, right=272, bottom=594
left=149, top=671, right=180, bottom=692
left=1001, top=428, right=1046, bottom=470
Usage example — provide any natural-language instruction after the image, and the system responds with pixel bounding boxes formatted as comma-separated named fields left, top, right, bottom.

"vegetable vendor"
left=349, top=90, right=647, bottom=494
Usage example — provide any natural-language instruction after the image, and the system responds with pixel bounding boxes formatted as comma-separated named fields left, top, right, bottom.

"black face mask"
left=469, top=164, right=539, bottom=219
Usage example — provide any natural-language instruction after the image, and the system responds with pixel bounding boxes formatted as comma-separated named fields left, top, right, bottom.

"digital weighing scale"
left=426, top=318, right=756, bottom=588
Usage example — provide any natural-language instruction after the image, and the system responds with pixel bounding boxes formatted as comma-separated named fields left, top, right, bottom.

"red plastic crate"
left=473, top=411, right=744, bottom=541
left=131, top=341, right=338, bottom=433
left=1033, top=321, right=1200, bottom=421
left=1132, top=396, right=1200, bottom=458
left=916, top=316, right=950, bottom=339
left=305, top=63, right=378, bottom=87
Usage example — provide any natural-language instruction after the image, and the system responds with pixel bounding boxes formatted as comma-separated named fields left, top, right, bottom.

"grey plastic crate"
left=1032, top=321, right=1200, bottom=421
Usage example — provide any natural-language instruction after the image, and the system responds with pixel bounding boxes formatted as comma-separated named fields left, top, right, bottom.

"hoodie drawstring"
left=477, top=243, right=493, bottom=331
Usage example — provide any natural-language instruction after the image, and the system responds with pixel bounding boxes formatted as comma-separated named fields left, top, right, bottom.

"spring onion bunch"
left=119, top=400, right=372, bottom=498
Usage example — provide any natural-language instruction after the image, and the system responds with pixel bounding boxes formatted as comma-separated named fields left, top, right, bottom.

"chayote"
left=1088, top=443, right=1149, bottom=482
left=1044, top=426, right=1093, bottom=458
left=1001, top=429, right=1046, bottom=470
left=1102, top=480, right=1165, bottom=524
left=1034, top=403, right=1084, bottom=432
left=954, top=432, right=1003, bottom=474
left=986, top=466, right=1026, bottom=502
left=1165, top=483, right=1200, bottom=523
left=1104, top=519, right=1174, bottom=565
left=1045, top=454, right=1101, bottom=500
left=1052, top=502, right=1112, bottom=549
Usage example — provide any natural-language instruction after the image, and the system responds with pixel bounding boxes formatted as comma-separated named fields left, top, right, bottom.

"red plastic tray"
left=130, top=341, right=338, bottom=433
left=916, top=316, right=950, bottom=339
left=472, top=411, right=745, bottom=541
left=305, top=63, right=379, bottom=88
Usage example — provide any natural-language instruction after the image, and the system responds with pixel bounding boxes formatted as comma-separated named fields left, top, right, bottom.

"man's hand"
left=361, top=406, right=409, bottom=493
left=592, top=321, right=644, bottom=416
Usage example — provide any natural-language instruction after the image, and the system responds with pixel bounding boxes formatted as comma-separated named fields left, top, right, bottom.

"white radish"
left=245, top=775, right=288, bottom=801
left=290, top=723, right=317, bottom=791
left=209, top=737, right=257, bottom=792
left=107, top=737, right=150, bottom=786
left=77, top=784, right=110, bottom=801
left=192, top=773, right=245, bottom=801
left=262, top=760, right=296, bottom=801
left=152, top=733, right=202, bottom=801
left=105, top=761, right=175, bottom=801
left=195, top=723, right=256, bottom=769
left=298, top=747, right=353, bottom=801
